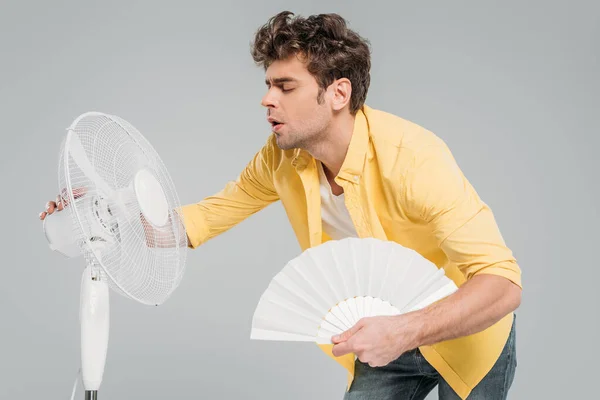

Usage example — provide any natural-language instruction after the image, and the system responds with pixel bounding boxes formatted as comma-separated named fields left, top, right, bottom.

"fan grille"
left=58, top=112, right=187, bottom=305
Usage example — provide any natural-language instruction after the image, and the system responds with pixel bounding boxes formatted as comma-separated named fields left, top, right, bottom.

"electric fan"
left=250, top=237, right=458, bottom=344
left=42, top=112, right=188, bottom=399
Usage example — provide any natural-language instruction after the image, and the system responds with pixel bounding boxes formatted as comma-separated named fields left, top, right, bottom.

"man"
left=40, top=11, right=522, bottom=400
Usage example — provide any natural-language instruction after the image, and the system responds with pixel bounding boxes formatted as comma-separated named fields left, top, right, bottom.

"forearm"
left=406, top=274, right=521, bottom=348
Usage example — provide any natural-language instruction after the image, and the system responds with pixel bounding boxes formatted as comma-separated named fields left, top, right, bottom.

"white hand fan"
left=251, top=237, right=458, bottom=344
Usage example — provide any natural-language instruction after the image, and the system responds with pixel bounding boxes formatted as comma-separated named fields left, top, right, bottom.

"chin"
left=274, top=135, right=297, bottom=150
left=275, top=141, right=295, bottom=151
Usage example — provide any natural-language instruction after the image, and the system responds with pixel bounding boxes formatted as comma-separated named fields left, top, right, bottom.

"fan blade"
left=68, top=130, right=115, bottom=198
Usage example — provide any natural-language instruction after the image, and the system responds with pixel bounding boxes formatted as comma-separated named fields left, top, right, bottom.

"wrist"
left=394, top=311, right=427, bottom=350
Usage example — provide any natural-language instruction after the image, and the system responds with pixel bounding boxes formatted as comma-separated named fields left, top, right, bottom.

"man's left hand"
left=330, top=314, right=421, bottom=367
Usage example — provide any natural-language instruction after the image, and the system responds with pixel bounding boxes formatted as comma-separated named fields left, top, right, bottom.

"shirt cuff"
left=176, top=204, right=207, bottom=249
left=472, top=262, right=522, bottom=289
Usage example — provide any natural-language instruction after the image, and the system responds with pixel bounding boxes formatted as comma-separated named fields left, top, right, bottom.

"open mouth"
left=271, top=120, right=284, bottom=132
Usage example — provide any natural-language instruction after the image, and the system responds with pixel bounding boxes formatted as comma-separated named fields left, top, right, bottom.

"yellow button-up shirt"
left=180, top=105, right=522, bottom=399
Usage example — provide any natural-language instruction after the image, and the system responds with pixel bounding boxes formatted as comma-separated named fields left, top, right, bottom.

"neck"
left=304, top=112, right=355, bottom=177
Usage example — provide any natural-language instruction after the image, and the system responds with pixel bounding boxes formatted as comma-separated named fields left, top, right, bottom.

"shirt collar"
left=292, top=105, right=370, bottom=184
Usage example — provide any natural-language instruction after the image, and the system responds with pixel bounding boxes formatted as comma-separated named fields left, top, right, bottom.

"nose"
left=261, top=88, right=278, bottom=108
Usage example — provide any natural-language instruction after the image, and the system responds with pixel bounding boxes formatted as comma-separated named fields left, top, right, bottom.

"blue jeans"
left=343, top=314, right=517, bottom=399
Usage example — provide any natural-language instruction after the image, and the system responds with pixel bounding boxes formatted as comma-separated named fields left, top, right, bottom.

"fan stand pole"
left=80, top=264, right=110, bottom=399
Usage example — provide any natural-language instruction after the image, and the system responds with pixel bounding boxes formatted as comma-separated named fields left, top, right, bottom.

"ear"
left=330, top=78, right=352, bottom=112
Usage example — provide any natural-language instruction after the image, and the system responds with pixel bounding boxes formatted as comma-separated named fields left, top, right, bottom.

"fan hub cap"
left=134, top=168, right=169, bottom=227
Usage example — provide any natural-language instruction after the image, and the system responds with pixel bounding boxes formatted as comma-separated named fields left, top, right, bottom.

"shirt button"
left=353, top=175, right=359, bottom=182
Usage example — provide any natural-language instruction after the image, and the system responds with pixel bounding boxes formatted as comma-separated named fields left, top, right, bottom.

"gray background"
left=1, top=0, right=598, bottom=398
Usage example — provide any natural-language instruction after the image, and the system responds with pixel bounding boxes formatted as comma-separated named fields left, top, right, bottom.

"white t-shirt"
left=317, top=161, right=359, bottom=240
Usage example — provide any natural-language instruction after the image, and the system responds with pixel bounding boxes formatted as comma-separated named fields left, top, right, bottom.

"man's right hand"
left=39, top=187, right=190, bottom=248
left=140, top=211, right=191, bottom=249
left=39, top=187, right=87, bottom=220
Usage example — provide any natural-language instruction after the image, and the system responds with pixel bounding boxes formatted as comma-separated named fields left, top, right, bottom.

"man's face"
left=262, top=54, right=332, bottom=150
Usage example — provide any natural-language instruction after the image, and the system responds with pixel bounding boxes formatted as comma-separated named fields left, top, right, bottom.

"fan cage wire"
left=57, top=112, right=187, bottom=305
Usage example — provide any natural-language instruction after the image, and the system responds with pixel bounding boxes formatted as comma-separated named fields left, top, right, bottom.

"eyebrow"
left=265, top=77, right=298, bottom=86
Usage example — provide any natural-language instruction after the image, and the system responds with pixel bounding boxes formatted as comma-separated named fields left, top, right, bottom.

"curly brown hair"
left=251, top=11, right=371, bottom=115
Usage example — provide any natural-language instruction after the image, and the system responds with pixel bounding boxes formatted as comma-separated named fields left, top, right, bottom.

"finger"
left=73, top=187, right=87, bottom=199
left=60, top=186, right=88, bottom=207
left=39, top=211, right=47, bottom=220
left=45, top=201, right=56, bottom=215
left=332, top=333, right=364, bottom=357
left=332, top=319, right=365, bottom=343
left=331, top=341, right=353, bottom=358
left=56, top=195, right=64, bottom=211
left=60, top=188, right=70, bottom=207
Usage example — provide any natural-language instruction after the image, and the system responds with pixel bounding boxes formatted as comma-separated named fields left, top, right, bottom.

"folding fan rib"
left=401, top=273, right=457, bottom=313
left=396, top=268, right=447, bottom=313
left=274, top=264, right=331, bottom=315
left=388, top=252, right=439, bottom=310
left=309, top=245, right=345, bottom=301
left=372, top=241, right=395, bottom=302
left=252, top=296, right=321, bottom=337
left=290, top=257, right=339, bottom=314
left=406, top=280, right=458, bottom=313
left=270, top=268, right=350, bottom=332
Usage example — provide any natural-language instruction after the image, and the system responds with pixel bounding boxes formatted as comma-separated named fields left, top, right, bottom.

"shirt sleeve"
left=177, top=136, right=280, bottom=249
left=402, top=143, right=522, bottom=289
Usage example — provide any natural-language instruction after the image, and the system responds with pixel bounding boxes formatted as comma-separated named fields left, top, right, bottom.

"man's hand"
left=39, top=187, right=87, bottom=220
left=40, top=186, right=190, bottom=248
left=329, top=274, right=521, bottom=369
left=330, top=314, right=421, bottom=367
left=141, top=211, right=190, bottom=248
